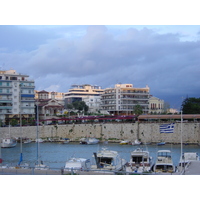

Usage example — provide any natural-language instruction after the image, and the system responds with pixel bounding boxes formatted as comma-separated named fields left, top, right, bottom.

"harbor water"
left=1, top=142, right=200, bottom=169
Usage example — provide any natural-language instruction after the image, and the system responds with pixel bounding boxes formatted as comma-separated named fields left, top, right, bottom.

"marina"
left=1, top=141, right=200, bottom=175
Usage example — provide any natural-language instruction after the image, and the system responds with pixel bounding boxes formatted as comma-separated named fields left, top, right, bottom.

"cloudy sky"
left=0, top=25, right=200, bottom=109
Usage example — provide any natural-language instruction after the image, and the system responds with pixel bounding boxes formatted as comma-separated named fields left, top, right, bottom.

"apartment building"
left=101, top=84, right=150, bottom=115
left=148, top=96, right=164, bottom=114
left=64, top=84, right=104, bottom=109
left=82, top=95, right=102, bottom=113
left=0, top=69, right=35, bottom=123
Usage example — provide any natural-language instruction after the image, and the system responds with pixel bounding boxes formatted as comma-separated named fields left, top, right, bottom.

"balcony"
left=0, top=106, right=12, bottom=110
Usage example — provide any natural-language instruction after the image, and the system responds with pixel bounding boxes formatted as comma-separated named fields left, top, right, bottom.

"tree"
left=133, top=104, right=143, bottom=116
left=67, top=101, right=89, bottom=114
left=181, top=97, right=200, bottom=114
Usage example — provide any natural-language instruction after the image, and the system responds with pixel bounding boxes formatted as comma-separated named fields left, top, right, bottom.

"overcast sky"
left=0, top=25, right=200, bottom=110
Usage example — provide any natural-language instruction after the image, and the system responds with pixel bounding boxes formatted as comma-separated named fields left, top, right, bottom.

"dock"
left=180, top=161, right=200, bottom=175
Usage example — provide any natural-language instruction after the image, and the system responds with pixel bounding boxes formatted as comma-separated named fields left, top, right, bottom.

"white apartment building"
left=148, top=96, right=164, bottom=114
left=64, top=84, right=104, bottom=108
left=82, top=95, right=101, bottom=113
left=101, top=84, right=150, bottom=115
left=0, top=69, right=35, bottom=123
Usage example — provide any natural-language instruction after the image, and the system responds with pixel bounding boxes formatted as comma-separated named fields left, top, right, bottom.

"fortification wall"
left=1, top=122, right=200, bottom=144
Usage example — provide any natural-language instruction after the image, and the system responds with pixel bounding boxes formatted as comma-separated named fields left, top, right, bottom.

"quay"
left=180, top=161, right=200, bottom=175
left=2, top=164, right=200, bottom=175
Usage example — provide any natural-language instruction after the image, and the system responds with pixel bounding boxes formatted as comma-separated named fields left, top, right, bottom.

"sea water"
left=1, top=142, right=200, bottom=169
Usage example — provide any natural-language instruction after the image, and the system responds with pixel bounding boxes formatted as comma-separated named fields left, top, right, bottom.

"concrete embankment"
left=1, top=122, right=200, bottom=144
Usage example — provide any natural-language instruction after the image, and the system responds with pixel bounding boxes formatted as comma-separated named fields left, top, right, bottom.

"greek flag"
left=160, top=123, right=175, bottom=133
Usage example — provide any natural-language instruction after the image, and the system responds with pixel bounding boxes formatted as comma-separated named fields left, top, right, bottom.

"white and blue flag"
left=160, top=123, right=175, bottom=133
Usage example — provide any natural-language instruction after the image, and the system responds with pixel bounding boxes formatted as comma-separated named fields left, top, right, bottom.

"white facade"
left=82, top=95, right=101, bottom=113
left=64, top=84, right=104, bottom=108
left=0, top=69, right=35, bottom=123
left=101, top=83, right=150, bottom=115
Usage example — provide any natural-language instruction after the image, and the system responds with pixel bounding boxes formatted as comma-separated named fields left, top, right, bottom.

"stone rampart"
left=1, top=122, right=200, bottom=144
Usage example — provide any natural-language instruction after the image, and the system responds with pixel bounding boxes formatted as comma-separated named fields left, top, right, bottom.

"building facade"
left=101, top=84, right=150, bottom=115
left=82, top=95, right=102, bottom=113
left=36, top=90, right=64, bottom=122
left=148, top=96, right=164, bottom=114
left=64, top=84, right=104, bottom=108
left=0, top=69, right=35, bottom=124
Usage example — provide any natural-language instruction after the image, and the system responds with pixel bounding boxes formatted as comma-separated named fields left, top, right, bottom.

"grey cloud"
left=0, top=25, right=200, bottom=109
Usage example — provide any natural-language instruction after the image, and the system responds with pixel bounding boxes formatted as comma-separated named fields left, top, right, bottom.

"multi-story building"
left=0, top=69, right=35, bottom=124
left=101, top=84, right=150, bottom=115
left=64, top=84, right=104, bottom=108
left=82, top=95, right=102, bottom=113
left=148, top=96, right=164, bottom=114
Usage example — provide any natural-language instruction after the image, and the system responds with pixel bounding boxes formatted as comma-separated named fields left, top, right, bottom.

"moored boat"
left=91, top=147, right=127, bottom=172
left=35, top=160, right=49, bottom=170
left=80, top=137, right=99, bottom=145
left=120, top=140, right=129, bottom=145
left=1, top=138, right=17, bottom=148
left=132, top=139, right=141, bottom=145
left=35, top=138, right=44, bottom=143
left=64, top=157, right=91, bottom=173
left=157, top=142, right=166, bottom=146
left=153, top=150, right=176, bottom=173
left=125, top=148, right=153, bottom=173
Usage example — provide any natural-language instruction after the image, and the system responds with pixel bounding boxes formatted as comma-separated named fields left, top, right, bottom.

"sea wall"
left=1, top=122, right=200, bottom=144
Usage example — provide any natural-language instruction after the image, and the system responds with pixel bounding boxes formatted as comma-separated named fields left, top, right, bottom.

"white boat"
left=35, top=161, right=49, bottom=170
left=1, top=138, right=17, bottom=148
left=80, top=137, right=99, bottom=145
left=120, top=140, right=129, bottom=145
left=91, top=147, right=127, bottom=171
left=23, top=138, right=32, bottom=144
left=1, top=125, right=17, bottom=148
left=178, top=152, right=199, bottom=168
left=64, top=158, right=91, bottom=172
left=153, top=150, right=176, bottom=173
left=125, top=148, right=153, bottom=173
left=87, top=138, right=99, bottom=144
left=35, top=138, right=44, bottom=143
left=132, top=139, right=141, bottom=145
left=61, top=139, right=70, bottom=144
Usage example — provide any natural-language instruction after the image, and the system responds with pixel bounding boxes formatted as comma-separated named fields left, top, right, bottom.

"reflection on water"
left=1, top=142, right=200, bottom=169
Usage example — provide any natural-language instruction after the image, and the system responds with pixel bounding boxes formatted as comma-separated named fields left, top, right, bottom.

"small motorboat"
left=1, top=138, right=17, bottom=148
left=132, top=139, right=141, bottom=146
left=35, top=138, right=44, bottom=143
left=125, top=148, right=153, bottom=173
left=120, top=140, right=129, bottom=145
left=157, top=142, right=166, bottom=146
left=153, top=150, right=176, bottom=173
left=91, top=147, right=127, bottom=171
left=80, top=137, right=99, bottom=145
left=35, top=160, right=49, bottom=170
left=64, top=158, right=91, bottom=172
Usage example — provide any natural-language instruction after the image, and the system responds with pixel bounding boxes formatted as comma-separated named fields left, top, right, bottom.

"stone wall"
left=1, top=122, right=200, bottom=144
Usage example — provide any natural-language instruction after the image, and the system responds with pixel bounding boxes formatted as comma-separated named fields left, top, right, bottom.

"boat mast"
left=180, top=110, right=183, bottom=172
left=18, top=83, right=23, bottom=165
left=36, top=101, right=39, bottom=165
